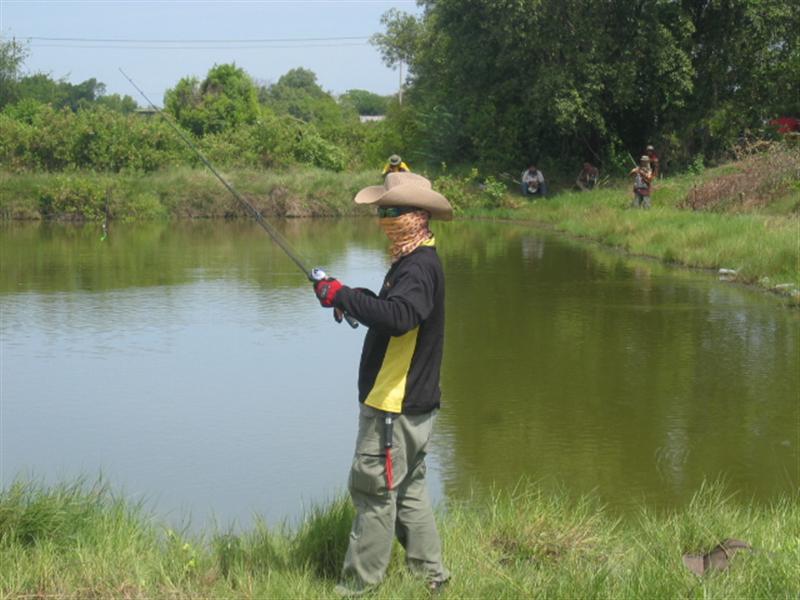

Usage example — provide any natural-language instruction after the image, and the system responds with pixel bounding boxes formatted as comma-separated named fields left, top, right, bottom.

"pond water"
left=1, top=220, right=797, bottom=529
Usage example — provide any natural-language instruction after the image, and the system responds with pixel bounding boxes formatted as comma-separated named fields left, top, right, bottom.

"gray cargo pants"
left=339, top=404, right=449, bottom=593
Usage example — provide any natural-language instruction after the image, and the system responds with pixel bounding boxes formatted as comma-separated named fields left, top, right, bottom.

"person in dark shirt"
left=313, top=172, right=452, bottom=595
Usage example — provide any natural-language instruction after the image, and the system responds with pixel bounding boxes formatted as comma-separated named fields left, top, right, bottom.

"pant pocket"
left=349, top=452, right=387, bottom=496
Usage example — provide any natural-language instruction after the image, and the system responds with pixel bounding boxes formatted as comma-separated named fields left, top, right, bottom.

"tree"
left=0, top=38, right=28, bottom=107
left=14, top=74, right=107, bottom=111
left=164, top=63, right=260, bottom=135
left=261, top=67, right=358, bottom=138
left=270, top=67, right=326, bottom=98
left=262, top=68, right=333, bottom=121
left=96, top=93, right=138, bottom=114
left=372, top=1, right=800, bottom=170
left=679, top=0, right=800, bottom=158
left=371, top=8, right=424, bottom=69
left=338, top=89, right=390, bottom=116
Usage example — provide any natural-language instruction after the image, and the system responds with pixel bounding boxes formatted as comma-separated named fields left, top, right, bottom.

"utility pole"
left=398, top=60, right=403, bottom=105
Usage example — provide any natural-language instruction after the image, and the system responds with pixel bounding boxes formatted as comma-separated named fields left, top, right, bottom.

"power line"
left=29, top=42, right=369, bottom=50
left=17, top=35, right=371, bottom=43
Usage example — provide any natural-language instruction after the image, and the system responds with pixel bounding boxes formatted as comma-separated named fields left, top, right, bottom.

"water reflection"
left=436, top=224, right=798, bottom=512
left=1, top=220, right=797, bottom=528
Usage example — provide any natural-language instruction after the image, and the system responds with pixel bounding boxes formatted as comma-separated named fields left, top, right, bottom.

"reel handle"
left=311, top=268, right=359, bottom=329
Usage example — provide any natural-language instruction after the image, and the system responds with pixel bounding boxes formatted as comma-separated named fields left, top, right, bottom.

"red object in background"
left=769, top=116, right=800, bottom=134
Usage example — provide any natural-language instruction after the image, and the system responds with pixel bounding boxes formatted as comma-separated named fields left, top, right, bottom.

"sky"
left=0, top=0, right=422, bottom=104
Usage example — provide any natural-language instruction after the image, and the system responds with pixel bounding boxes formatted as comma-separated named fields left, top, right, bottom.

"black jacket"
left=334, top=245, right=445, bottom=415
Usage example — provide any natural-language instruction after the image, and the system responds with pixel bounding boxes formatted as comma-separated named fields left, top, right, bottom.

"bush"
left=291, top=127, right=347, bottom=172
left=482, top=175, right=508, bottom=207
left=38, top=174, right=108, bottom=220
left=433, top=166, right=514, bottom=213
left=125, top=191, right=168, bottom=220
left=0, top=104, right=191, bottom=172
left=0, top=100, right=361, bottom=173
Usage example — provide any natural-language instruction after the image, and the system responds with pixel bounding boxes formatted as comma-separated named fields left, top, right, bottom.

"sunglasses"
left=377, top=206, right=417, bottom=218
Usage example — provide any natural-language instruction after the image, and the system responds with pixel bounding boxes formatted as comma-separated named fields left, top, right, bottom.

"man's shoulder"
left=399, top=246, right=442, bottom=275
left=406, top=245, right=440, bottom=263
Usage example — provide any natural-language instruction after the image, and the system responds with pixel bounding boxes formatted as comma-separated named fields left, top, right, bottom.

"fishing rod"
left=119, top=68, right=357, bottom=328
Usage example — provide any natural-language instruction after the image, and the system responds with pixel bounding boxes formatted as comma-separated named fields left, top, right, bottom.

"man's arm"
left=335, top=265, right=434, bottom=336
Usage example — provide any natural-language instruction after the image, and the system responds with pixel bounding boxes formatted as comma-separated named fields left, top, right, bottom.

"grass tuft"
left=290, top=495, right=355, bottom=579
left=1, top=478, right=798, bottom=597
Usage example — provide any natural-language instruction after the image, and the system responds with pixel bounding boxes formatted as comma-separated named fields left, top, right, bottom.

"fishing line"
left=120, top=67, right=310, bottom=276
left=119, top=68, right=358, bottom=327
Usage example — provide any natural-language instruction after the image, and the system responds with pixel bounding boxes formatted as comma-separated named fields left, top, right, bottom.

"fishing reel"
left=311, top=268, right=359, bottom=329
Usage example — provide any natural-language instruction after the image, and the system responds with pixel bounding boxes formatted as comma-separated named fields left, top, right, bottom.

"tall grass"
left=1, top=478, right=797, bottom=598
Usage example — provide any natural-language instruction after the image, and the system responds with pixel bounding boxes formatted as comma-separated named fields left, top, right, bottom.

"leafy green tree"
left=371, top=8, right=424, bottom=69
left=679, top=0, right=800, bottom=159
left=374, top=0, right=797, bottom=172
left=96, top=93, right=138, bottom=114
left=270, top=67, right=324, bottom=97
left=0, top=38, right=28, bottom=107
left=383, top=0, right=696, bottom=167
left=339, top=89, right=390, bottom=116
left=262, top=68, right=347, bottom=125
left=261, top=67, right=361, bottom=160
left=12, top=73, right=118, bottom=112
left=164, top=63, right=260, bottom=136
left=15, top=75, right=105, bottom=110
left=12, top=73, right=66, bottom=106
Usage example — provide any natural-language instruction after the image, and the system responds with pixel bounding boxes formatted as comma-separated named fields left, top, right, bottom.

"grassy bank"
left=1, top=480, right=797, bottom=598
left=500, top=182, right=798, bottom=299
left=2, top=146, right=798, bottom=301
left=467, top=151, right=800, bottom=301
left=0, top=167, right=379, bottom=221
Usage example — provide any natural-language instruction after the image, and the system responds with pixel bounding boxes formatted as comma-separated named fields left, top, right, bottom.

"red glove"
left=314, top=278, right=343, bottom=308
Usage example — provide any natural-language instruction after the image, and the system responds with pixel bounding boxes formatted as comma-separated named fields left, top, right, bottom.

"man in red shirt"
left=645, top=145, right=660, bottom=179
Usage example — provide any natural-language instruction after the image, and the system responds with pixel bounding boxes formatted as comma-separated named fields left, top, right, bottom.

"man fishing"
left=630, top=155, right=654, bottom=208
left=313, top=172, right=452, bottom=595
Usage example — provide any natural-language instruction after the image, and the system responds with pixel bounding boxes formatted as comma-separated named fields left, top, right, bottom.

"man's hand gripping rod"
left=119, top=68, right=357, bottom=329
left=310, top=268, right=358, bottom=328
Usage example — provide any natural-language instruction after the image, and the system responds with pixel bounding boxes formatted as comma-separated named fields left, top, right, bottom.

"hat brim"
left=354, top=175, right=453, bottom=221
left=355, top=185, right=453, bottom=220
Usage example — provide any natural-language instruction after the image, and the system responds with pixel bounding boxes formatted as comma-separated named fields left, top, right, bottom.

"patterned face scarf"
left=379, top=210, right=433, bottom=262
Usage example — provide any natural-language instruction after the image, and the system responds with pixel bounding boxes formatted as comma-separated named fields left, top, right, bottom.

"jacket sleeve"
left=334, top=263, right=435, bottom=336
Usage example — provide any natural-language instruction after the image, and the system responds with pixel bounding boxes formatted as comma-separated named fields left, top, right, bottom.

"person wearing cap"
left=629, top=155, right=654, bottom=208
left=382, top=154, right=411, bottom=176
left=645, top=145, right=660, bottom=178
left=312, top=172, right=451, bottom=595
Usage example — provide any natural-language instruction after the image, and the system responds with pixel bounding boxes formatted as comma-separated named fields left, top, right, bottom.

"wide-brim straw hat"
left=355, top=172, right=453, bottom=220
